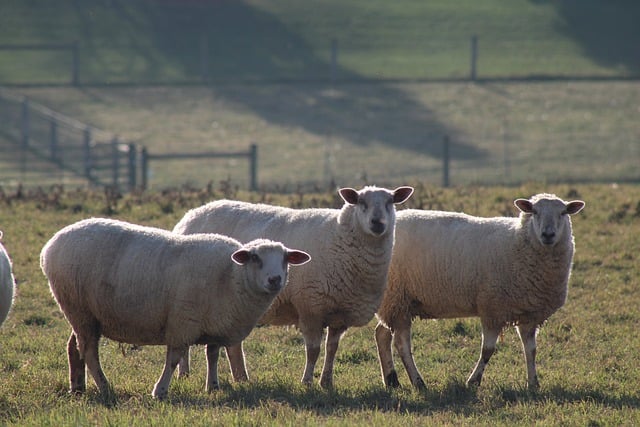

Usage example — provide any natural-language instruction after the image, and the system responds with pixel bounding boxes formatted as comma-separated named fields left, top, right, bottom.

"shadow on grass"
left=70, top=1, right=484, bottom=161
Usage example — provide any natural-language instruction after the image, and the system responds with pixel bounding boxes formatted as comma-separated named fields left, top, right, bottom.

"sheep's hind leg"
left=67, top=331, right=86, bottom=394
left=319, top=326, right=346, bottom=389
left=375, top=322, right=401, bottom=388
left=516, top=323, right=540, bottom=390
left=467, top=326, right=500, bottom=387
left=77, top=330, right=111, bottom=396
left=225, top=342, right=249, bottom=382
left=392, top=323, right=426, bottom=390
left=300, top=324, right=324, bottom=386
left=205, top=344, right=222, bottom=392
left=153, top=345, right=187, bottom=399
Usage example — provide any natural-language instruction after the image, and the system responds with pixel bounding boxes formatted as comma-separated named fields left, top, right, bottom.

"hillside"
left=1, top=0, right=639, bottom=84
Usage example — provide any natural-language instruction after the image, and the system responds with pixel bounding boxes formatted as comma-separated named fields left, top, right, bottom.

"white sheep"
left=375, top=193, right=585, bottom=390
left=173, top=185, right=414, bottom=388
left=0, top=231, right=17, bottom=328
left=40, top=218, right=310, bottom=399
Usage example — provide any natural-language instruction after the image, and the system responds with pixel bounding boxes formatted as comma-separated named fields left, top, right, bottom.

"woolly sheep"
left=0, top=231, right=17, bottom=328
left=375, top=193, right=585, bottom=390
left=173, top=185, right=414, bottom=388
left=40, top=218, right=310, bottom=399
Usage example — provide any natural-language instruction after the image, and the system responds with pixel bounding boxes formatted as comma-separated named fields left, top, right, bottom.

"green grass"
left=7, top=81, right=640, bottom=190
left=1, top=0, right=639, bottom=84
left=0, top=183, right=639, bottom=425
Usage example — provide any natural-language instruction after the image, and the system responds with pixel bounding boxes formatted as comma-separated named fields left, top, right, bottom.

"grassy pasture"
left=1, top=0, right=639, bottom=84
left=10, top=80, right=640, bottom=190
left=0, top=182, right=639, bottom=425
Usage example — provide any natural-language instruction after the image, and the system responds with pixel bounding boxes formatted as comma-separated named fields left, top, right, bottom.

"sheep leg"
left=205, top=344, right=222, bottom=392
left=76, top=331, right=111, bottom=396
left=319, top=326, right=346, bottom=389
left=516, top=323, right=540, bottom=390
left=392, top=323, right=426, bottom=390
left=300, top=325, right=324, bottom=386
left=67, top=332, right=86, bottom=394
left=152, top=345, right=186, bottom=399
left=177, top=349, right=190, bottom=378
left=467, top=326, right=500, bottom=387
left=374, top=322, right=401, bottom=388
left=225, top=343, right=249, bottom=382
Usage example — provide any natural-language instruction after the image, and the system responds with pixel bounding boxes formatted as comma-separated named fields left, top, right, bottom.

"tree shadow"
left=67, top=0, right=484, bottom=161
left=530, top=0, right=640, bottom=75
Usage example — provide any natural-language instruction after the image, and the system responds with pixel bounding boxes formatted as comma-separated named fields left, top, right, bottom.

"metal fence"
left=0, top=88, right=138, bottom=190
left=0, top=88, right=260, bottom=191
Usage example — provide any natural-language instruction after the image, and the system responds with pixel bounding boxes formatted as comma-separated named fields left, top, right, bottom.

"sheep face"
left=339, top=186, right=414, bottom=236
left=515, top=194, right=585, bottom=246
left=232, top=239, right=310, bottom=294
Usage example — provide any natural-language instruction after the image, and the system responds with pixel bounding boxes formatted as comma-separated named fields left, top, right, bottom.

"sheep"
left=40, top=218, right=310, bottom=399
left=375, top=193, right=585, bottom=390
left=173, top=185, right=414, bottom=388
left=0, top=231, right=17, bottom=328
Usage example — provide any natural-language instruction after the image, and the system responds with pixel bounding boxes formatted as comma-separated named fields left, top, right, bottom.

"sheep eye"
left=358, top=200, right=368, bottom=210
left=250, top=253, right=260, bottom=263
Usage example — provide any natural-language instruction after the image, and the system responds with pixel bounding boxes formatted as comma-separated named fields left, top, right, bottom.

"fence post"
left=20, top=98, right=29, bottom=175
left=111, top=137, right=120, bottom=189
left=71, top=41, right=79, bottom=86
left=21, top=98, right=29, bottom=149
left=141, top=146, right=148, bottom=191
left=442, top=135, right=450, bottom=187
left=470, top=35, right=478, bottom=81
left=83, top=128, right=93, bottom=183
left=330, top=39, right=338, bottom=83
left=249, top=143, right=258, bottom=191
left=50, top=119, right=58, bottom=162
left=200, top=32, right=209, bottom=83
left=128, top=143, right=137, bottom=191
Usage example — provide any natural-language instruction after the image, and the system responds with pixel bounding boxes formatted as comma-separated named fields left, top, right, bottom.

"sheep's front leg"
left=177, top=349, right=190, bottom=378
left=375, top=322, right=400, bottom=388
left=300, top=324, right=324, bottom=386
left=205, top=343, right=222, bottom=392
left=516, top=323, right=540, bottom=390
left=153, top=345, right=187, bottom=399
left=319, top=326, right=346, bottom=389
left=67, top=332, right=86, bottom=394
left=467, top=325, right=500, bottom=387
left=392, top=321, right=426, bottom=390
left=225, top=342, right=249, bottom=382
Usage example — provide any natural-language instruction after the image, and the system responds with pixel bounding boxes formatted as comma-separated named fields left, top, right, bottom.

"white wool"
left=41, top=217, right=308, bottom=399
left=173, top=185, right=413, bottom=388
left=375, top=193, right=585, bottom=390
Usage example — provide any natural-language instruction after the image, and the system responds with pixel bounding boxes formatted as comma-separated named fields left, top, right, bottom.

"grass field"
left=0, top=183, right=639, bottom=425
left=8, top=80, right=640, bottom=190
left=1, top=0, right=639, bottom=84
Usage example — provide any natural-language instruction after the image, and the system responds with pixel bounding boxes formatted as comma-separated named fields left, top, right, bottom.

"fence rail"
left=0, top=87, right=260, bottom=191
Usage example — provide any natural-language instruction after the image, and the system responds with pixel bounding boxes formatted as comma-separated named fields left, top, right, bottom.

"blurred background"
left=1, top=0, right=639, bottom=191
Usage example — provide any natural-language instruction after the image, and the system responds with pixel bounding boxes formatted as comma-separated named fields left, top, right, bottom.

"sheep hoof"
left=414, top=376, right=427, bottom=391
left=385, top=371, right=401, bottom=388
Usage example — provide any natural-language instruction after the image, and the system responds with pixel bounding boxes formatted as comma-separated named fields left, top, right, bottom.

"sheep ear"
left=566, top=200, right=585, bottom=215
left=339, top=188, right=359, bottom=205
left=286, top=250, right=311, bottom=266
left=393, top=186, right=414, bottom=204
left=514, top=199, right=533, bottom=213
left=231, top=249, right=251, bottom=265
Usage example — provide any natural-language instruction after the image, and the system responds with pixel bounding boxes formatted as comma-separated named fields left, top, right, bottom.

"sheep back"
left=379, top=197, right=580, bottom=330
left=41, top=218, right=274, bottom=348
left=0, top=232, right=16, bottom=327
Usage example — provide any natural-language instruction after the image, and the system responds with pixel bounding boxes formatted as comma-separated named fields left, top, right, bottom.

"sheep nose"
left=541, top=231, right=556, bottom=244
left=370, top=218, right=386, bottom=235
left=267, top=275, right=282, bottom=291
